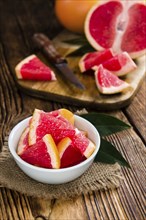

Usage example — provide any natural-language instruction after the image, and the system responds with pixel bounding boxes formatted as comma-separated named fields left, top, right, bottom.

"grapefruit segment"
left=73, top=130, right=96, bottom=158
left=102, top=52, right=137, bottom=76
left=29, top=109, right=74, bottom=145
left=17, top=127, right=29, bottom=155
left=45, top=108, right=74, bottom=125
left=15, top=54, right=56, bottom=81
left=85, top=1, right=146, bottom=58
left=20, top=134, right=60, bottom=169
left=95, top=65, right=130, bottom=94
left=57, top=137, right=86, bottom=168
left=79, top=49, right=114, bottom=72
left=59, top=108, right=74, bottom=125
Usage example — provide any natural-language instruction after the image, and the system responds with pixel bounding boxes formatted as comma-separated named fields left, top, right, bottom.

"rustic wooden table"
left=0, top=0, right=145, bottom=219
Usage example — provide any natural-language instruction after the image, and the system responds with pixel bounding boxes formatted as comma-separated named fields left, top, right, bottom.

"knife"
left=32, top=33, right=85, bottom=89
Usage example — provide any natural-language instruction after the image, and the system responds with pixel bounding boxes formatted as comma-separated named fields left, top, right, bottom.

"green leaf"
left=63, top=36, right=88, bottom=45
left=81, top=113, right=130, bottom=136
left=94, top=139, right=130, bottom=168
left=66, top=44, right=95, bottom=57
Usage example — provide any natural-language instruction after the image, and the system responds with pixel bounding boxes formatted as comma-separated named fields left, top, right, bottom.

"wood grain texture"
left=0, top=0, right=145, bottom=219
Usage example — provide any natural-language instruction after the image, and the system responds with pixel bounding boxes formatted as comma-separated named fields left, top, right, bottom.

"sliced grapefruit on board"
left=17, top=127, right=29, bottom=155
left=79, top=48, right=114, bottom=72
left=85, top=0, right=146, bottom=58
left=101, top=52, right=137, bottom=76
left=15, top=54, right=56, bottom=81
left=20, top=134, right=60, bottom=169
left=29, top=109, right=74, bottom=145
left=57, top=137, right=85, bottom=168
left=95, top=65, right=130, bottom=94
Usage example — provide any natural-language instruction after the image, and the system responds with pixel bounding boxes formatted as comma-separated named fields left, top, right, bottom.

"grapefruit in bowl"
left=8, top=111, right=100, bottom=184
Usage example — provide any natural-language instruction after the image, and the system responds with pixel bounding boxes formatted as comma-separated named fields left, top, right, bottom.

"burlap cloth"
left=0, top=136, right=123, bottom=200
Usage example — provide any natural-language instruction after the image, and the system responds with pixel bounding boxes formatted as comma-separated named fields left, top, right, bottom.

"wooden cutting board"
left=16, top=31, right=146, bottom=110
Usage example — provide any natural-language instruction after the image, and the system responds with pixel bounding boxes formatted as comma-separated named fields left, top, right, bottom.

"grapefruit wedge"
left=101, top=52, right=137, bottom=76
left=15, top=54, right=56, bottom=81
left=73, top=130, right=96, bottom=158
left=95, top=65, right=130, bottom=94
left=29, top=109, right=74, bottom=145
left=85, top=0, right=146, bottom=58
left=79, top=48, right=114, bottom=72
left=17, top=127, right=29, bottom=155
left=20, top=134, right=60, bottom=169
left=49, top=108, right=75, bottom=125
left=57, top=137, right=85, bottom=168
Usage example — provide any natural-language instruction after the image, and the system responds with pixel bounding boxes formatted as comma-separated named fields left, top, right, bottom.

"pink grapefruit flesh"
left=72, top=130, right=96, bottom=158
left=20, top=134, right=60, bottom=169
left=28, top=109, right=74, bottom=145
left=15, top=54, right=56, bottom=81
left=102, top=52, right=137, bottom=76
left=49, top=108, right=75, bottom=125
left=85, top=1, right=146, bottom=58
left=79, top=48, right=114, bottom=72
left=57, top=137, right=85, bottom=168
left=95, top=65, right=130, bottom=94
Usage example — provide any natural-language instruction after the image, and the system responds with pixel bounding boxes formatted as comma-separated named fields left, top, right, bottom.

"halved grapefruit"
left=95, top=65, right=130, bottom=94
left=79, top=48, right=114, bottom=72
left=57, top=137, right=85, bottom=168
left=20, top=134, right=60, bottom=169
left=15, top=54, right=56, bottom=81
left=85, top=0, right=146, bottom=58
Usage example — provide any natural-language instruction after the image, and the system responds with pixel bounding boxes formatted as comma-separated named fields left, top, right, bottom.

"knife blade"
left=32, top=33, right=85, bottom=89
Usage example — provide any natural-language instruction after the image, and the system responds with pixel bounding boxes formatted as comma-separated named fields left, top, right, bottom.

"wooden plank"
left=28, top=197, right=53, bottom=220
left=48, top=197, right=88, bottom=220
left=124, top=76, right=146, bottom=142
left=0, top=189, right=34, bottom=220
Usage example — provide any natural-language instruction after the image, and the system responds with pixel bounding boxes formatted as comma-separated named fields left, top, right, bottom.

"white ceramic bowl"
left=8, top=115, right=100, bottom=184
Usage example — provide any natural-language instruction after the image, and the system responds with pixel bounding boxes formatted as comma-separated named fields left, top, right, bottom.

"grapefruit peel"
left=43, top=134, right=60, bottom=169
left=17, top=127, right=29, bottom=155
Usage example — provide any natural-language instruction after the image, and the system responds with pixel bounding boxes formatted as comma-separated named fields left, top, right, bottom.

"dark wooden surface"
left=0, top=0, right=145, bottom=219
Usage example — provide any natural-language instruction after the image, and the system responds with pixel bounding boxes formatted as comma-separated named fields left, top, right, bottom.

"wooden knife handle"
left=33, top=33, right=66, bottom=64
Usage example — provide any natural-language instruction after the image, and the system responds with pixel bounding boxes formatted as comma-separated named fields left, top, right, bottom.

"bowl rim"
left=8, top=115, right=100, bottom=172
